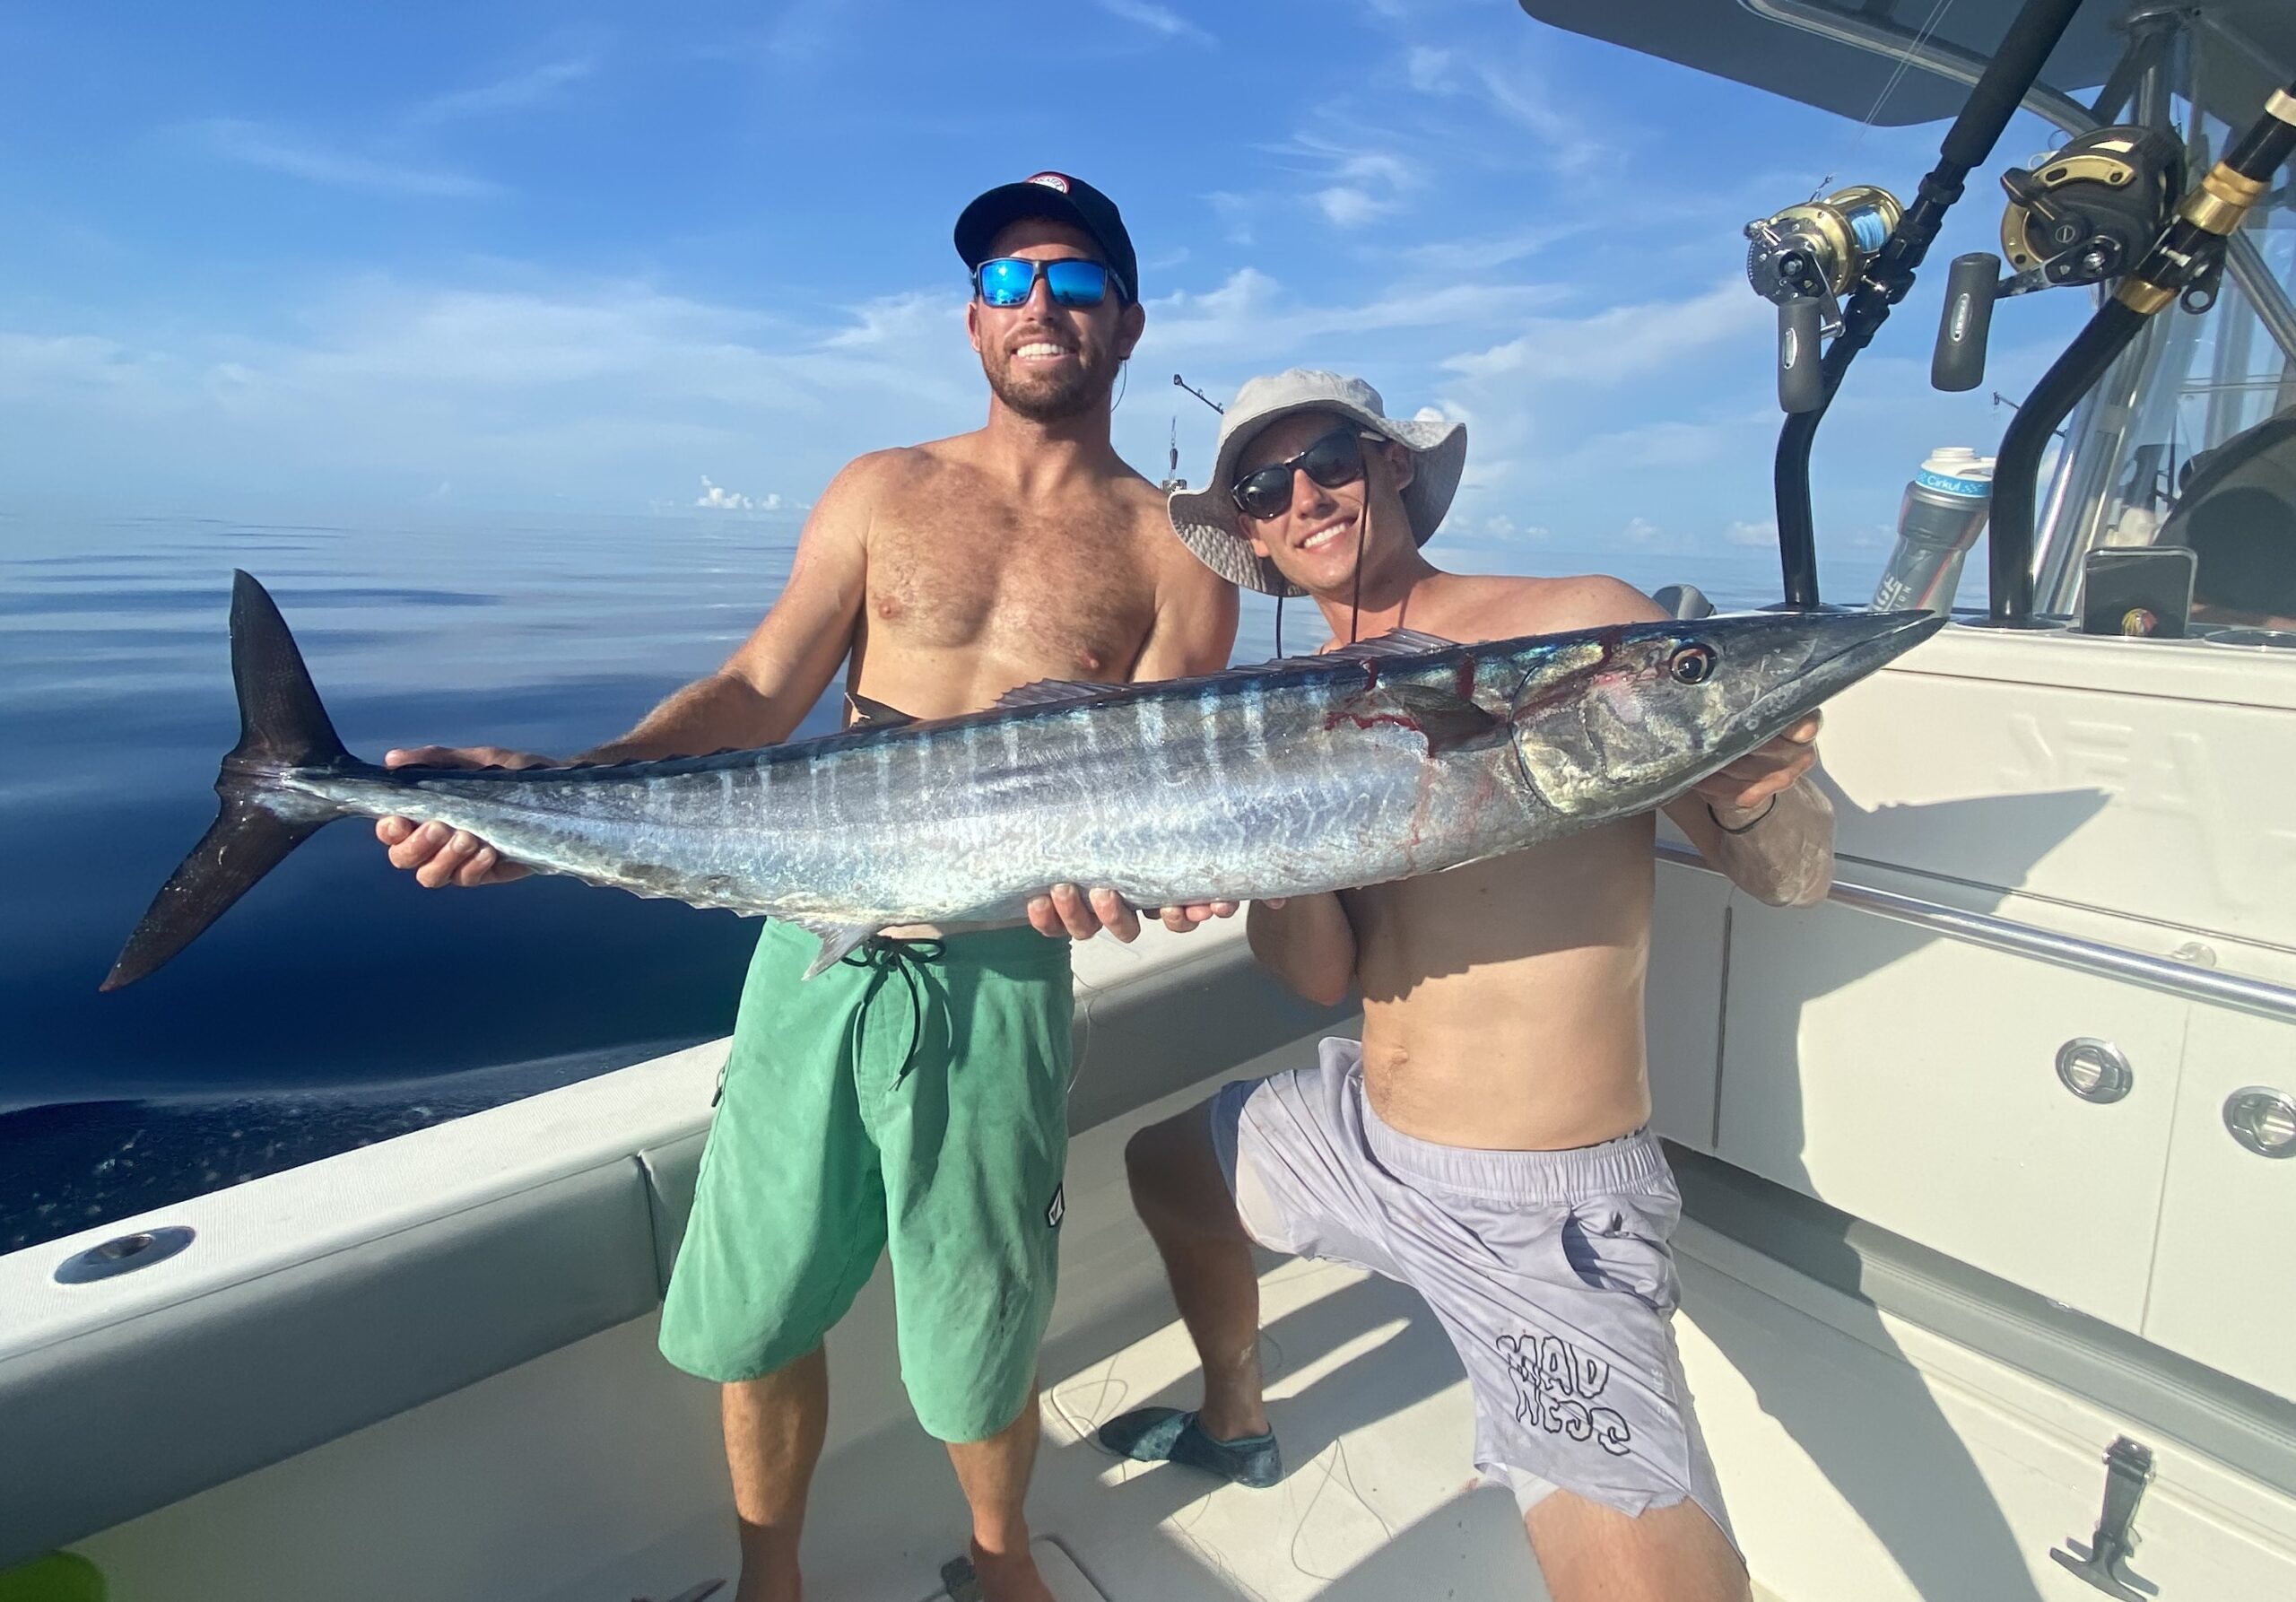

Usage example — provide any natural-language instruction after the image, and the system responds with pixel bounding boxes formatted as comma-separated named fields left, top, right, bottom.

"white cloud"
left=0, top=271, right=989, bottom=509
left=1095, top=0, right=1213, bottom=44
left=408, top=57, right=596, bottom=126
left=1466, top=64, right=1613, bottom=174
left=821, top=291, right=961, bottom=351
left=1477, top=514, right=1548, bottom=539
left=1621, top=516, right=1661, bottom=544
left=1272, top=135, right=1420, bottom=230
left=189, top=119, right=498, bottom=198
left=0, top=331, right=162, bottom=388
left=1396, top=33, right=1615, bottom=177
left=1442, top=281, right=1763, bottom=384
left=1316, top=187, right=1385, bottom=227
left=1204, top=188, right=1256, bottom=245
left=1726, top=518, right=1777, bottom=547
left=1407, top=47, right=1452, bottom=92
left=695, top=475, right=786, bottom=511
left=1399, top=222, right=1592, bottom=274
left=1141, top=266, right=1569, bottom=365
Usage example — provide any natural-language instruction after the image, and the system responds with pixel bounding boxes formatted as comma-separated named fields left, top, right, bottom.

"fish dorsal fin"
left=1335, top=683, right=1507, bottom=755
left=991, top=631, right=1459, bottom=711
left=1255, top=628, right=1457, bottom=675
left=793, top=919, right=878, bottom=978
left=993, top=678, right=1121, bottom=710
left=845, top=692, right=918, bottom=728
left=1323, top=628, right=1456, bottom=663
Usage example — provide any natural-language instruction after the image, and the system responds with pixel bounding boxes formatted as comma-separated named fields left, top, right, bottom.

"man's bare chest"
left=865, top=504, right=1159, bottom=675
left=1350, top=818, right=1657, bottom=971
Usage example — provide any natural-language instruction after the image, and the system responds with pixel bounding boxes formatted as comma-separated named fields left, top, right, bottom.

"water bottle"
left=1872, top=448, right=1995, bottom=614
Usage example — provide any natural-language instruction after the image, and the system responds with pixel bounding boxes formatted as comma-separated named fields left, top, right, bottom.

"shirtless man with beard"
left=1100, top=370, right=1830, bottom=1601
left=374, top=175, right=1238, bottom=1602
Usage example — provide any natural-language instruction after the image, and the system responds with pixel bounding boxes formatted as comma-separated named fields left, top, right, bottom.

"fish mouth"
left=1744, top=607, right=1944, bottom=728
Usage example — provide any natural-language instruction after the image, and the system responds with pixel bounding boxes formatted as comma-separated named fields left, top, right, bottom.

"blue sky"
left=1, top=0, right=2095, bottom=567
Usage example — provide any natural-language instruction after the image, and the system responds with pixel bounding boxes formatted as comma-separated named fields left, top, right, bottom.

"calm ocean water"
left=1, top=507, right=1876, bottom=1252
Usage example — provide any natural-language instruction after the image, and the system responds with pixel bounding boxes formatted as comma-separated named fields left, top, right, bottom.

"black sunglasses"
left=1231, top=425, right=1378, bottom=522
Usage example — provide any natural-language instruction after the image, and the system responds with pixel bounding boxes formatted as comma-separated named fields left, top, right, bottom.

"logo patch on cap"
left=1026, top=172, right=1072, bottom=194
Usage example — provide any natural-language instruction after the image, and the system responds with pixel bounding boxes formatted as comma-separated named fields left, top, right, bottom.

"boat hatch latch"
left=2050, top=1435, right=2159, bottom=1600
left=53, top=1224, right=196, bottom=1285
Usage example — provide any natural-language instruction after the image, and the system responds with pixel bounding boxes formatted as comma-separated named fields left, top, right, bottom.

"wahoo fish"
left=105, top=572, right=1940, bottom=988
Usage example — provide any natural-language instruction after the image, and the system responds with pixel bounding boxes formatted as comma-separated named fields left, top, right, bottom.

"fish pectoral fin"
left=845, top=692, right=919, bottom=728
left=1340, top=685, right=1509, bottom=755
left=794, top=920, right=878, bottom=978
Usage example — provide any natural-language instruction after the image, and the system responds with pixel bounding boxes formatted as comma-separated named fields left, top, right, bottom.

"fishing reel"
left=2000, top=126, right=2187, bottom=290
left=1745, top=185, right=1904, bottom=310
left=1931, top=125, right=2187, bottom=392
left=1744, top=186, right=1904, bottom=413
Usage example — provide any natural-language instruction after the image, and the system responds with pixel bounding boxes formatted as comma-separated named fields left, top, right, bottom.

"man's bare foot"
left=967, top=1538, right=1057, bottom=1602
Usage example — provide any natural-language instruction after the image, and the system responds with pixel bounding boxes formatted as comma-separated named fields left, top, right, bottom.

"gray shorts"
left=1211, top=1039, right=1735, bottom=1545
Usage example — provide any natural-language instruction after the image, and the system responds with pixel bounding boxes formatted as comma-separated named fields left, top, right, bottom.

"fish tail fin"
left=222, top=568, right=352, bottom=771
left=102, top=571, right=357, bottom=990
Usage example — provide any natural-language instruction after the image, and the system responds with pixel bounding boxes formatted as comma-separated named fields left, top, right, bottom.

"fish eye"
left=1669, top=642, right=1718, bottom=685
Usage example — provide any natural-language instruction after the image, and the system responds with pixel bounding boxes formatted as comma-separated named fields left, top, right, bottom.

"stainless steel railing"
left=1655, top=840, right=2296, bottom=1024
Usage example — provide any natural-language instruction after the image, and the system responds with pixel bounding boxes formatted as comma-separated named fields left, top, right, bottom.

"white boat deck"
left=542, top=1084, right=1549, bottom=1602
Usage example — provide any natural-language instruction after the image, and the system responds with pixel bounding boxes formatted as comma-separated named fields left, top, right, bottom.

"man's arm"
left=1132, top=563, right=1239, bottom=682
left=1663, top=722, right=1833, bottom=908
left=579, top=459, right=877, bottom=761
left=379, top=457, right=883, bottom=888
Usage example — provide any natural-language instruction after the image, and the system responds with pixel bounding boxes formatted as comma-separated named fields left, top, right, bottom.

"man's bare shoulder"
left=841, top=437, right=978, bottom=488
left=814, top=443, right=925, bottom=508
left=815, top=436, right=995, bottom=524
left=1436, top=571, right=1666, bottom=640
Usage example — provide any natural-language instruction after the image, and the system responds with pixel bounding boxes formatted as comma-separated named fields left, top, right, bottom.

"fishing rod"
left=1987, top=82, right=2296, bottom=623
left=1745, top=0, right=2088, bottom=608
left=1171, top=373, right=1223, bottom=414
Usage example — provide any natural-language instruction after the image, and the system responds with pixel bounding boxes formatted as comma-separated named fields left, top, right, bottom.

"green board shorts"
left=659, top=916, right=1075, bottom=1444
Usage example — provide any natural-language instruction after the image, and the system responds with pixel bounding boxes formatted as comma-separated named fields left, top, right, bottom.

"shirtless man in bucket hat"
left=1100, top=369, right=1831, bottom=1600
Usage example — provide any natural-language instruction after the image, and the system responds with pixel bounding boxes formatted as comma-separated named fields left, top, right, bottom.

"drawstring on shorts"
left=843, top=934, right=946, bottom=1086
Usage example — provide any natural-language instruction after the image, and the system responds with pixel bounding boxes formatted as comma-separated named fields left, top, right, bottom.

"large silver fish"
left=105, top=572, right=1940, bottom=988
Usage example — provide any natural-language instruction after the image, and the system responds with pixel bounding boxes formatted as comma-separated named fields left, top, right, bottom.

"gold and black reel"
left=1744, top=185, right=1906, bottom=309
left=1998, top=126, right=2186, bottom=289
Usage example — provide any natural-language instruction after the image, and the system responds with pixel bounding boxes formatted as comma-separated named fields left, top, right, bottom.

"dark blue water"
left=2, top=509, right=1866, bottom=1253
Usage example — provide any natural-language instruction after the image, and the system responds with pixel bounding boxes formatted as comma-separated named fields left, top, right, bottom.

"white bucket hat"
left=1168, top=369, right=1467, bottom=597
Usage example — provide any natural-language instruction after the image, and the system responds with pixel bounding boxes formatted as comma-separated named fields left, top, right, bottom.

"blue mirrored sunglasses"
left=973, top=256, right=1126, bottom=309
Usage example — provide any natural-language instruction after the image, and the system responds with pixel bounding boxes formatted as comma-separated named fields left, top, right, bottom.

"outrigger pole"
left=1769, top=0, right=2087, bottom=609
left=1987, top=82, right=2296, bottom=624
